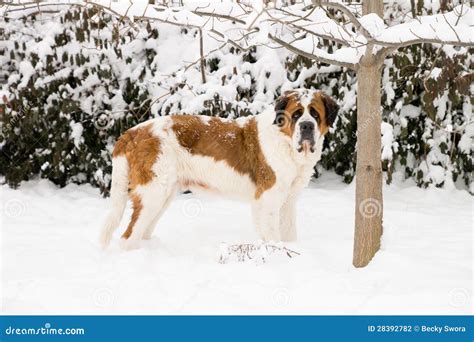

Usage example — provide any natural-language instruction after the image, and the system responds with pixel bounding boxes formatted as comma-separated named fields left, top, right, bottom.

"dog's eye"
left=292, top=110, right=303, bottom=122
left=310, top=108, right=320, bottom=124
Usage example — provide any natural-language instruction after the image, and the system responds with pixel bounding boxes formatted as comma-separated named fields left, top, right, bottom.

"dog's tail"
left=100, top=156, right=129, bottom=249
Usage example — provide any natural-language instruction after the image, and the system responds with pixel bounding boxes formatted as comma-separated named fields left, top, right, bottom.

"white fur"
left=255, top=104, right=322, bottom=242
left=99, top=156, right=129, bottom=248
left=101, top=91, right=326, bottom=249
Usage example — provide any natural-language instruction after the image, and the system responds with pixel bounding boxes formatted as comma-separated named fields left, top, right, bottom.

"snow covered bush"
left=0, top=8, right=155, bottom=193
left=383, top=45, right=472, bottom=190
left=0, top=3, right=472, bottom=195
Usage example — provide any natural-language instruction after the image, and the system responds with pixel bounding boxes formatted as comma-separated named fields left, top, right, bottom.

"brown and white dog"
left=100, top=89, right=338, bottom=250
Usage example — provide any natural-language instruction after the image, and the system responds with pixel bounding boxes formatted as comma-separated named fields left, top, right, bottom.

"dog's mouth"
left=297, top=139, right=315, bottom=153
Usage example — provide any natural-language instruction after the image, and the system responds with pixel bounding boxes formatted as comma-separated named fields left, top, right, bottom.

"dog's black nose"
left=300, top=121, right=314, bottom=133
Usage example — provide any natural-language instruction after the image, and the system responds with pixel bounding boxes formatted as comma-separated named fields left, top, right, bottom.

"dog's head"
left=273, top=89, right=339, bottom=154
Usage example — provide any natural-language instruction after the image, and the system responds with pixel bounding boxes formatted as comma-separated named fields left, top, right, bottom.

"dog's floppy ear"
left=273, top=91, right=291, bottom=127
left=321, top=93, right=339, bottom=128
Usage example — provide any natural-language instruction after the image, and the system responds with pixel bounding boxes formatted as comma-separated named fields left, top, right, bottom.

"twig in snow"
left=218, top=242, right=300, bottom=265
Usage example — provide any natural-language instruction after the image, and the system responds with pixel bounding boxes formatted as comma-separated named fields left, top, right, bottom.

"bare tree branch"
left=152, top=5, right=248, bottom=25
left=268, top=33, right=358, bottom=70
left=311, top=0, right=372, bottom=39
left=3, top=0, right=473, bottom=66
left=265, top=9, right=352, bottom=47
left=192, top=9, right=246, bottom=25
left=374, top=37, right=474, bottom=49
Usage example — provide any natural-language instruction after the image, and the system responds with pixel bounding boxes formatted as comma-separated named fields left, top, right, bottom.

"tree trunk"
left=362, top=0, right=383, bottom=16
left=353, top=62, right=383, bottom=267
left=353, top=0, right=384, bottom=268
left=410, top=0, right=417, bottom=18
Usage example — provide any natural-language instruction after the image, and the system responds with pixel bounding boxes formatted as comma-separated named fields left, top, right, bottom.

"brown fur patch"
left=310, top=92, right=329, bottom=135
left=171, top=116, right=276, bottom=199
left=113, top=123, right=161, bottom=190
left=121, top=193, right=142, bottom=239
left=274, top=91, right=303, bottom=138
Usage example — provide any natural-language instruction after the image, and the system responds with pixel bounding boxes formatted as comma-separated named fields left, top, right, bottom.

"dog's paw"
left=142, top=233, right=153, bottom=240
left=119, top=238, right=140, bottom=251
left=99, top=231, right=112, bottom=250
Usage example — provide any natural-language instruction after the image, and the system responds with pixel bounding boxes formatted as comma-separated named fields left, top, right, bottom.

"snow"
left=3, top=1, right=472, bottom=61
left=29, top=36, right=55, bottom=60
left=458, top=123, right=474, bottom=154
left=359, top=13, right=385, bottom=38
left=424, top=164, right=446, bottom=185
left=69, top=121, right=84, bottom=148
left=1, top=175, right=472, bottom=314
left=18, top=61, right=35, bottom=89
left=433, top=92, right=448, bottom=121
left=381, top=122, right=394, bottom=161
left=292, top=38, right=360, bottom=65
left=430, top=67, right=442, bottom=80
left=375, top=5, right=474, bottom=45
left=0, top=0, right=472, bottom=314
left=400, top=104, right=422, bottom=119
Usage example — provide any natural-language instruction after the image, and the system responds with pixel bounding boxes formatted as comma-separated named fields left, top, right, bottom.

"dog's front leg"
left=252, top=194, right=282, bottom=242
left=279, top=194, right=297, bottom=242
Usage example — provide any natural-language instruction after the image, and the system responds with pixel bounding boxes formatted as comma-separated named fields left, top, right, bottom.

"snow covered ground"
left=1, top=174, right=472, bottom=315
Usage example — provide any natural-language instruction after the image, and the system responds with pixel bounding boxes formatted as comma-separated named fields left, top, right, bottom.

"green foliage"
left=384, top=45, right=473, bottom=189
left=0, top=8, right=155, bottom=195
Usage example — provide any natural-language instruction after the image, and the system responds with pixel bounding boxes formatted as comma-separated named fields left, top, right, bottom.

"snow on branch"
left=268, top=33, right=359, bottom=70
left=312, top=0, right=372, bottom=39
left=372, top=5, right=474, bottom=48
left=266, top=6, right=360, bottom=47
left=2, top=0, right=473, bottom=67
left=267, top=1, right=473, bottom=67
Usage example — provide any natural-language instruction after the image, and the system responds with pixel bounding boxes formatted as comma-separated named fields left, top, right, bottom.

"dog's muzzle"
left=297, top=121, right=315, bottom=153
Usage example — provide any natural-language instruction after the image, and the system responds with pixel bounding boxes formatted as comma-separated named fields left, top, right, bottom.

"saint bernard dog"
left=100, top=89, right=338, bottom=250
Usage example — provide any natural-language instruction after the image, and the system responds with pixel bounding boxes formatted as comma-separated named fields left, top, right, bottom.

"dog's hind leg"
left=120, top=179, right=175, bottom=250
left=142, top=187, right=176, bottom=240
